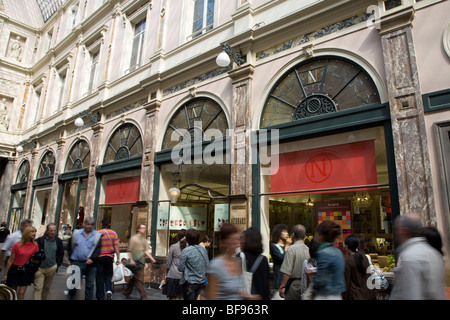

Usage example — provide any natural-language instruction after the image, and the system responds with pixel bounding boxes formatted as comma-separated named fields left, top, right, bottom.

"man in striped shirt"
left=96, top=218, right=121, bottom=300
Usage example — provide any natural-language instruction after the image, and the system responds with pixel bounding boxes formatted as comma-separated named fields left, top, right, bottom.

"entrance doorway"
left=32, top=188, right=52, bottom=236
left=156, top=162, right=230, bottom=258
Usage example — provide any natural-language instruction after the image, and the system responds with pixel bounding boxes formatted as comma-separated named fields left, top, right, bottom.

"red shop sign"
left=271, top=140, right=377, bottom=195
left=105, top=176, right=141, bottom=204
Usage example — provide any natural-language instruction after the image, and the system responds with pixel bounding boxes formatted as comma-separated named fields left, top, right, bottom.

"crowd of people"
left=165, top=214, right=446, bottom=301
left=0, top=213, right=447, bottom=300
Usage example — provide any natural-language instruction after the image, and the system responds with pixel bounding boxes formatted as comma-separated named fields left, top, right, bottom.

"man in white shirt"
left=390, top=214, right=445, bottom=300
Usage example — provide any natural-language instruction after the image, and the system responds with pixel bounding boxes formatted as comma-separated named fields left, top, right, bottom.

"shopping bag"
left=112, top=264, right=124, bottom=283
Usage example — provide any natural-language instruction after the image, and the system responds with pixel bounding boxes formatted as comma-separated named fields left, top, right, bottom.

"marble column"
left=48, top=137, right=66, bottom=223
left=380, top=9, right=436, bottom=225
left=228, top=64, right=255, bottom=231
left=142, top=100, right=163, bottom=282
left=24, top=148, right=39, bottom=219
left=85, top=123, right=104, bottom=217
left=140, top=99, right=161, bottom=233
left=0, top=157, right=15, bottom=222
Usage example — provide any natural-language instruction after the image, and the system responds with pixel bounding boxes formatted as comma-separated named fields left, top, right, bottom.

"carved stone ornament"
left=292, top=94, right=337, bottom=121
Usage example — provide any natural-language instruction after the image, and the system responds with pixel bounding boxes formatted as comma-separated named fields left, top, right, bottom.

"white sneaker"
left=106, top=291, right=112, bottom=300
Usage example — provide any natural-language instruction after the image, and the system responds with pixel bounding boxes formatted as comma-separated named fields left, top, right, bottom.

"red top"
left=11, top=241, right=39, bottom=266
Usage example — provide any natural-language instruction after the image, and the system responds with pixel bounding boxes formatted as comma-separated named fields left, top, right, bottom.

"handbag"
left=302, top=283, right=314, bottom=300
left=366, top=255, right=389, bottom=290
left=240, top=252, right=264, bottom=295
left=126, top=259, right=144, bottom=273
left=126, top=250, right=146, bottom=273
left=160, top=277, right=168, bottom=295
left=112, top=264, right=124, bottom=283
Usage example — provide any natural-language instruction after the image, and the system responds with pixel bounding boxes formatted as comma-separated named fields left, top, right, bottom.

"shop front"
left=254, top=56, right=399, bottom=267
left=55, top=139, right=91, bottom=242
left=29, top=150, right=56, bottom=236
left=94, top=123, right=144, bottom=252
left=152, top=97, right=231, bottom=259
left=8, top=160, right=29, bottom=232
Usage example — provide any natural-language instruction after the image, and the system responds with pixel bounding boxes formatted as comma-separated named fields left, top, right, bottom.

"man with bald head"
left=390, top=214, right=445, bottom=300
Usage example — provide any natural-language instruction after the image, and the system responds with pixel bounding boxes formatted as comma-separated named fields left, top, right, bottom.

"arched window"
left=261, top=57, right=380, bottom=127
left=65, top=140, right=91, bottom=171
left=162, top=98, right=228, bottom=150
left=37, top=151, right=55, bottom=178
left=16, top=160, right=30, bottom=183
left=104, top=123, right=143, bottom=163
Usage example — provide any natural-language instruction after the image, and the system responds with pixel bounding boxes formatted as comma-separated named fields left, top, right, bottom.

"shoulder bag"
left=240, top=252, right=264, bottom=295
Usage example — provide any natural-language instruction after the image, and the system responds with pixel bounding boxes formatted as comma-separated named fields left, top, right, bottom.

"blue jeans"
left=68, top=260, right=97, bottom=300
left=96, top=256, right=114, bottom=300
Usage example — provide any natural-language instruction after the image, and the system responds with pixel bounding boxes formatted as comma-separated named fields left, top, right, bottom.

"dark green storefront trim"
left=423, top=88, right=450, bottom=113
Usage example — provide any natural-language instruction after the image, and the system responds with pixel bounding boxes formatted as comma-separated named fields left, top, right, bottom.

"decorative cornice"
left=379, top=7, right=415, bottom=36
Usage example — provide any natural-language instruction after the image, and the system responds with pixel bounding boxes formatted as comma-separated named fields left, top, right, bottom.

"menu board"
left=214, top=203, right=229, bottom=231
left=157, top=206, right=169, bottom=230
left=316, top=200, right=352, bottom=247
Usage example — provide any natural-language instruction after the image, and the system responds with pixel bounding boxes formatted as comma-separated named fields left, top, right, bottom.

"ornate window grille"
left=261, top=57, right=380, bottom=128
left=65, top=140, right=91, bottom=171
left=104, top=123, right=143, bottom=163
left=162, top=98, right=228, bottom=150
left=37, top=151, right=56, bottom=178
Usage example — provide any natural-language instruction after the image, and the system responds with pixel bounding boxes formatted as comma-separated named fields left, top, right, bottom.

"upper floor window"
left=130, top=18, right=146, bottom=70
left=56, top=70, right=67, bottom=111
left=192, top=0, right=215, bottom=39
left=46, top=29, right=54, bottom=51
left=69, top=4, right=79, bottom=31
left=88, top=51, right=99, bottom=93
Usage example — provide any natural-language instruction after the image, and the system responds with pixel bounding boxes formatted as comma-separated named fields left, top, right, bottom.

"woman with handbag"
left=165, top=229, right=187, bottom=300
left=342, top=235, right=376, bottom=300
left=241, top=228, right=270, bottom=300
left=1, top=226, right=39, bottom=300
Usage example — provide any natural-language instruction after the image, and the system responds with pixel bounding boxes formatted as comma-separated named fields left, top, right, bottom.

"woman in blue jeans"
left=312, top=220, right=346, bottom=300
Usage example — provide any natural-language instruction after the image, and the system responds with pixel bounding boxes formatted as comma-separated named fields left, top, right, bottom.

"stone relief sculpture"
left=0, top=98, right=9, bottom=130
left=9, top=36, right=22, bottom=61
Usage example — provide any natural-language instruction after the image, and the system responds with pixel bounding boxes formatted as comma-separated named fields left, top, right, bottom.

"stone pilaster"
left=85, top=123, right=104, bottom=217
left=141, top=99, right=161, bottom=204
left=48, top=137, right=66, bottom=223
left=380, top=9, right=436, bottom=225
left=0, top=157, right=15, bottom=222
left=228, top=64, right=254, bottom=230
left=24, top=148, right=39, bottom=218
